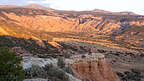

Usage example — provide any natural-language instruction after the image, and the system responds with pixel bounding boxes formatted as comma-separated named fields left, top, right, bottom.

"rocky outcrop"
left=22, top=56, right=58, bottom=69
left=71, top=53, right=120, bottom=81
left=22, top=56, right=81, bottom=81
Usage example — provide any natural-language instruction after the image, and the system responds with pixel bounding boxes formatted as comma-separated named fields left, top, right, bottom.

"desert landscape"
left=0, top=3, right=144, bottom=81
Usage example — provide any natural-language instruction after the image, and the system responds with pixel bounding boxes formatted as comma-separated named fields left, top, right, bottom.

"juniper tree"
left=0, top=47, right=25, bottom=81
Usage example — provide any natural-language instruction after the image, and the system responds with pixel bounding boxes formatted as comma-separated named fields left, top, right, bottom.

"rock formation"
left=71, top=53, right=120, bottom=81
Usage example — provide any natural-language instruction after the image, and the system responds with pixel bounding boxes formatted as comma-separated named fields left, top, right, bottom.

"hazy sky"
left=0, top=0, right=144, bottom=15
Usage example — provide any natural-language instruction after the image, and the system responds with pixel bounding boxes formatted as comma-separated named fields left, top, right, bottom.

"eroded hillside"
left=0, top=6, right=144, bottom=51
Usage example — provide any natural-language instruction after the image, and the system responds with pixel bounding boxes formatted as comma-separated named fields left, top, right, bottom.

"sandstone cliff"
left=71, top=53, right=120, bottom=81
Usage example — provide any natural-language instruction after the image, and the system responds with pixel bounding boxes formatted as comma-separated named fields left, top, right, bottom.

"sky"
left=0, top=0, right=144, bottom=15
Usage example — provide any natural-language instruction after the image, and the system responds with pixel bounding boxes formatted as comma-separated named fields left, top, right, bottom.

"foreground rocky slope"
left=1, top=35, right=144, bottom=81
left=21, top=52, right=120, bottom=81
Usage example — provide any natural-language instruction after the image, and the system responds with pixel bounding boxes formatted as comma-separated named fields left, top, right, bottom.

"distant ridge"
left=92, top=9, right=111, bottom=13
left=92, top=9, right=137, bottom=15
left=0, top=5, right=18, bottom=8
left=0, top=4, right=139, bottom=15
left=118, top=11, right=137, bottom=15
left=23, top=4, right=54, bottom=11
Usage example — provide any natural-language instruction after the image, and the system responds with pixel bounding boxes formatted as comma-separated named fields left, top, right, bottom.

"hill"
left=0, top=5, right=144, bottom=51
left=23, top=4, right=54, bottom=11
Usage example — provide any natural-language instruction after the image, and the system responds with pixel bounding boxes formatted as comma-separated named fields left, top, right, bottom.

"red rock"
left=72, top=57, right=120, bottom=81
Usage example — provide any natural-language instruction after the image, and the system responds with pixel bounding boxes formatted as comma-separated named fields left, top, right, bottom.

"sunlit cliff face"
left=71, top=53, right=120, bottom=81
left=1, top=7, right=144, bottom=35
left=0, top=6, right=144, bottom=49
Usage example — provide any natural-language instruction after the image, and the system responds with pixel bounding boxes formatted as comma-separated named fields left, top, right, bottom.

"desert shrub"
left=131, top=69, right=141, bottom=75
left=57, top=57, right=65, bottom=68
left=63, top=66, right=74, bottom=76
left=25, top=65, right=47, bottom=78
left=63, top=53, right=72, bottom=58
left=0, top=47, right=25, bottom=81
left=43, top=65, right=69, bottom=81
left=48, top=67, right=69, bottom=81
left=97, top=49, right=106, bottom=53
left=117, top=69, right=142, bottom=81
left=81, top=55, right=86, bottom=58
